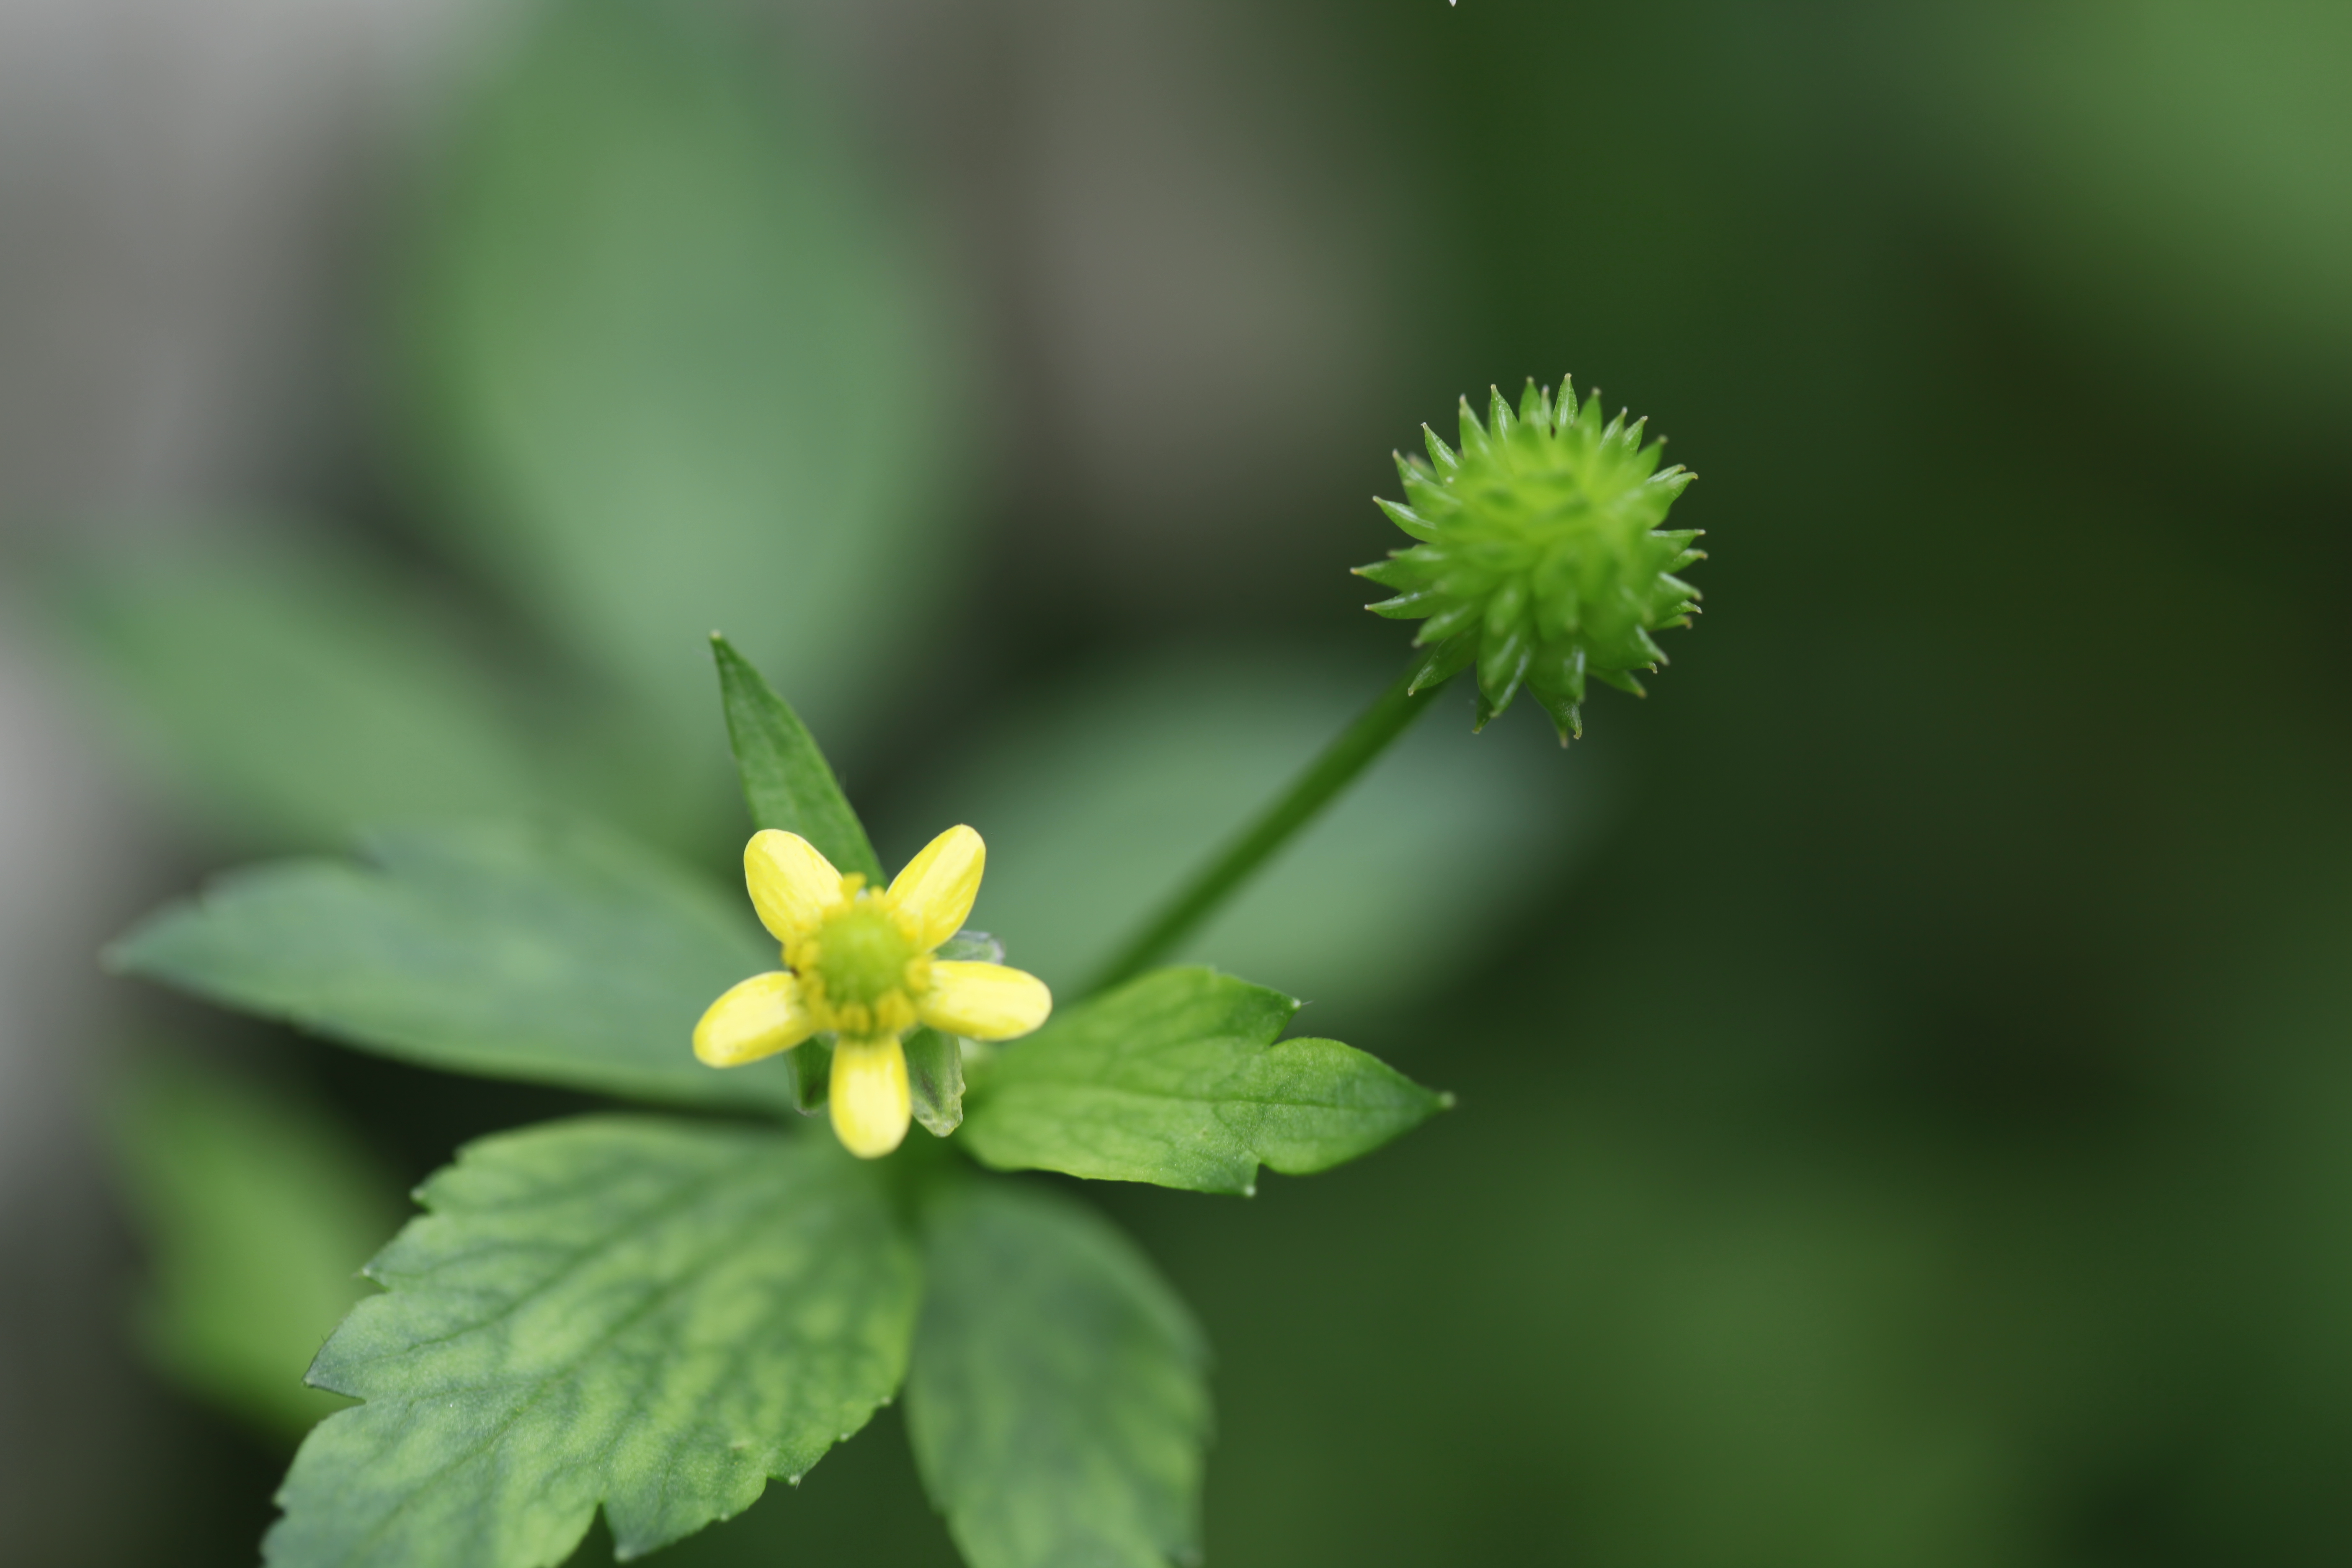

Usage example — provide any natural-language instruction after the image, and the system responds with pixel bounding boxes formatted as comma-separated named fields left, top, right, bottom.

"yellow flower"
left=693, top=824, right=1052, bottom=1158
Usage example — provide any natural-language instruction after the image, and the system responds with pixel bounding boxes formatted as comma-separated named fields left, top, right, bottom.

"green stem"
left=1083, top=665, right=1453, bottom=996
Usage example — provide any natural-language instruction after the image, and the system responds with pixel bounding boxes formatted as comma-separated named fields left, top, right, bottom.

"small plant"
left=111, top=377, right=1702, bottom=1568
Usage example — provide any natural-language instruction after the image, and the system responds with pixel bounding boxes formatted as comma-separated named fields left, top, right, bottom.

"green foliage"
left=109, top=1057, right=401, bottom=1439
left=110, top=822, right=791, bottom=1111
left=269, top=1117, right=918, bottom=1568
left=55, top=0, right=2352, bottom=1559
left=69, top=7, right=1498, bottom=1567
left=57, top=536, right=540, bottom=847
left=399, top=0, right=957, bottom=738
left=908, top=1182, right=1210, bottom=1568
left=962, top=967, right=1448, bottom=1196
left=1357, top=378, right=1702, bottom=740
left=710, top=632, right=882, bottom=879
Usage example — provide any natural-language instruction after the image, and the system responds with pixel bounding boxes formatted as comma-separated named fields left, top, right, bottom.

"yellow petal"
left=828, top=1036, right=910, bottom=1158
left=887, top=824, right=985, bottom=950
left=693, top=972, right=815, bottom=1067
left=745, top=830, right=844, bottom=944
left=918, top=961, right=1052, bottom=1042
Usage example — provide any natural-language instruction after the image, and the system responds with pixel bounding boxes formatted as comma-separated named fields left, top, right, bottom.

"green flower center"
left=812, top=902, right=918, bottom=1008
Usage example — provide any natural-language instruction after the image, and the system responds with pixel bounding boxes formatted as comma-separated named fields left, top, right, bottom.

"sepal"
left=934, top=929, right=1004, bottom=965
left=903, top=1028, right=965, bottom=1137
left=790, top=1038, right=835, bottom=1113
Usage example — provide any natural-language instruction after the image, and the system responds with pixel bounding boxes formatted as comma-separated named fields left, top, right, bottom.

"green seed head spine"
left=1357, top=377, right=1703, bottom=741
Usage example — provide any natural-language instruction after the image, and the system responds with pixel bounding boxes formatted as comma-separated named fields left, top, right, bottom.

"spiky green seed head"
left=1355, top=377, right=1703, bottom=743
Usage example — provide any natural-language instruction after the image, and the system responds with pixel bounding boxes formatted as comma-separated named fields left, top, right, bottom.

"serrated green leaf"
left=108, top=1055, right=403, bottom=1440
left=111, top=822, right=792, bottom=1111
left=907, top=1181, right=1209, bottom=1568
left=960, top=967, right=1448, bottom=1195
left=400, top=0, right=959, bottom=739
left=268, top=1116, right=918, bottom=1568
left=55, top=535, right=540, bottom=848
left=710, top=634, right=881, bottom=880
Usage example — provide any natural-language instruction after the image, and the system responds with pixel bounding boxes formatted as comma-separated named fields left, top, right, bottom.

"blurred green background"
left=4, top=0, right=2349, bottom=1563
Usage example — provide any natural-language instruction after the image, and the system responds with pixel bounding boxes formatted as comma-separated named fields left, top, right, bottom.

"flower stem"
left=1083, top=664, right=1454, bottom=996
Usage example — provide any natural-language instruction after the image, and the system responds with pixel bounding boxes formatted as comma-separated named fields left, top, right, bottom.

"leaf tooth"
left=1488, top=385, right=1515, bottom=439
left=1422, top=425, right=1460, bottom=471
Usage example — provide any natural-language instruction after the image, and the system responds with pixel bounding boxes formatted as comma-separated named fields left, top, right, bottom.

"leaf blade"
left=710, top=634, right=882, bottom=880
left=267, top=1116, right=919, bottom=1568
left=960, top=967, right=1448, bottom=1195
left=111, top=822, right=792, bottom=1111
left=907, top=1181, right=1209, bottom=1568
